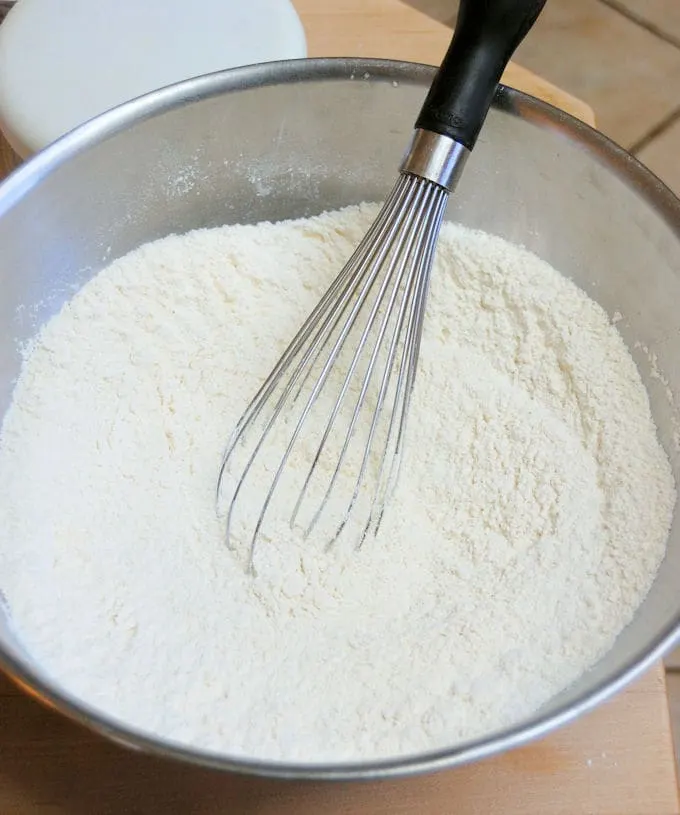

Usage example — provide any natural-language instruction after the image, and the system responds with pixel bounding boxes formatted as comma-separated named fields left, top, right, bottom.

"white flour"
left=0, top=204, right=674, bottom=762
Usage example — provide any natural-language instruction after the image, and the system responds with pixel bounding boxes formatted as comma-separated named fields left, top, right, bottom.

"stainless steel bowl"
left=1, top=58, right=679, bottom=780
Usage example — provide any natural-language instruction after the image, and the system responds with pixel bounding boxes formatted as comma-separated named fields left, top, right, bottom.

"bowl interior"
left=0, top=59, right=679, bottom=775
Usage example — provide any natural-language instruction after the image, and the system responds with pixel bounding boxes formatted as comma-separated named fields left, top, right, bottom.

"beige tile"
left=512, top=0, right=680, bottom=148
left=611, top=0, right=680, bottom=43
left=637, top=116, right=680, bottom=195
left=666, top=671, right=680, bottom=774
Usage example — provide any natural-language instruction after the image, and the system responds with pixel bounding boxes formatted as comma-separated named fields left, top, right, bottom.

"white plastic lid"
left=0, top=0, right=307, bottom=157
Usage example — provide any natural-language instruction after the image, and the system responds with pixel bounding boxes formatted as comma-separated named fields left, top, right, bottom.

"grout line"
left=598, top=0, right=680, bottom=51
left=628, top=106, right=680, bottom=154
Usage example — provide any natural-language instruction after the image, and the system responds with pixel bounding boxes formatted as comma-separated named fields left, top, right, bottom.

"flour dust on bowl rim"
left=0, top=57, right=679, bottom=780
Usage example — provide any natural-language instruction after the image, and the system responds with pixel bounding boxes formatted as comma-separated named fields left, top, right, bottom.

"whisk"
left=218, top=0, right=547, bottom=569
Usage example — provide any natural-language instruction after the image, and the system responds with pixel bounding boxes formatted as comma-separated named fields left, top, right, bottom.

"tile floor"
left=407, top=0, right=680, bottom=777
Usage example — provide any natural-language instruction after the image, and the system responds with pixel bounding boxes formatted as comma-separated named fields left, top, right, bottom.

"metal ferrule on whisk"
left=400, top=129, right=470, bottom=192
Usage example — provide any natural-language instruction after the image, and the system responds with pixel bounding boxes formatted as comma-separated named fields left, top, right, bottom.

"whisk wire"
left=287, top=176, right=416, bottom=408
left=298, top=176, right=439, bottom=540
left=242, top=178, right=425, bottom=558
left=290, top=175, right=430, bottom=529
left=369, top=187, right=449, bottom=535
left=219, top=178, right=409, bottom=543
left=217, top=176, right=410, bottom=495
left=219, top=171, right=453, bottom=566
left=219, top=175, right=452, bottom=568
left=355, top=181, right=448, bottom=541
left=219, top=176, right=416, bottom=562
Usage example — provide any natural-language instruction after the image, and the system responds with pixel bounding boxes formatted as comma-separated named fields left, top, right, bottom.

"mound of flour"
left=0, top=203, right=674, bottom=762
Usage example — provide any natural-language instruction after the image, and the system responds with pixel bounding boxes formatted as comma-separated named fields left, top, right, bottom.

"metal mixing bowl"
left=0, top=58, right=679, bottom=780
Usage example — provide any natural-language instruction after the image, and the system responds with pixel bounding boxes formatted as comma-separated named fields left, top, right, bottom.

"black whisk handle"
left=415, top=0, right=547, bottom=151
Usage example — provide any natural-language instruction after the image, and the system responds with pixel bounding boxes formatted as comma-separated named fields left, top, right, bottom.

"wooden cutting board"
left=0, top=665, right=678, bottom=814
left=0, top=2, right=678, bottom=814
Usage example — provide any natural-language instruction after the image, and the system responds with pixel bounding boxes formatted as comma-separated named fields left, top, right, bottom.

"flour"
left=0, top=204, right=674, bottom=762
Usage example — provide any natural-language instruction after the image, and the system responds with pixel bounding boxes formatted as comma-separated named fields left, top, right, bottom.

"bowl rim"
left=1, top=55, right=680, bottom=781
